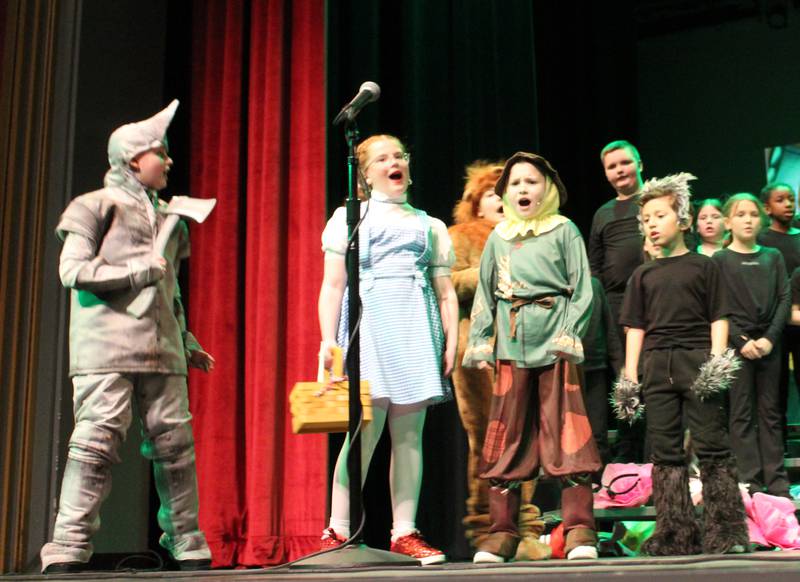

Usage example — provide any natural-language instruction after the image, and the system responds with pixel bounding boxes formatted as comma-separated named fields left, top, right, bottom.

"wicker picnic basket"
left=289, top=347, right=372, bottom=434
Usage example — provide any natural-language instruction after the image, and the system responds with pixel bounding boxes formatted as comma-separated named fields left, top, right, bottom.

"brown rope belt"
left=509, top=296, right=555, bottom=339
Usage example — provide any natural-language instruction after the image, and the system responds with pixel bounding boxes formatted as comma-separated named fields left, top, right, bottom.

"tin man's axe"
left=127, top=195, right=217, bottom=319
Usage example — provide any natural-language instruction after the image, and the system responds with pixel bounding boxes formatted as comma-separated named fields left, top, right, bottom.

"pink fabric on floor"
left=747, top=492, right=800, bottom=549
left=593, top=463, right=653, bottom=509
left=594, top=463, right=653, bottom=509
left=741, top=491, right=770, bottom=547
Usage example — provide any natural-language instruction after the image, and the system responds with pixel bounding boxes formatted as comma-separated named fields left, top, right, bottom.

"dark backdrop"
left=326, top=1, right=540, bottom=222
left=637, top=8, right=800, bottom=197
left=533, top=2, right=639, bottom=237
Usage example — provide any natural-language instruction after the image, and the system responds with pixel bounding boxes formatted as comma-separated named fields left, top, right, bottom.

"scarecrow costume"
left=449, top=162, right=549, bottom=560
left=463, top=152, right=600, bottom=561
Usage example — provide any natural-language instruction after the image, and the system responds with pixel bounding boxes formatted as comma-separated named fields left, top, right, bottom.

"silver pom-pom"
left=691, top=348, right=742, bottom=401
left=611, top=371, right=644, bottom=424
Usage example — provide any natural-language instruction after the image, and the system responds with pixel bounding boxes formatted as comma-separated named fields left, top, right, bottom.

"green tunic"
left=463, top=220, right=593, bottom=368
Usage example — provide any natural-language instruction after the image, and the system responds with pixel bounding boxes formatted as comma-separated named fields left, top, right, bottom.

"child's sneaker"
left=390, top=531, right=446, bottom=565
left=320, top=527, right=346, bottom=550
left=566, top=545, right=598, bottom=560
left=473, top=550, right=506, bottom=563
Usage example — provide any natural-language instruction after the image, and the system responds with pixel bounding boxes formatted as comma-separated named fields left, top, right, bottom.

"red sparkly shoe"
left=390, top=531, right=446, bottom=565
left=320, top=527, right=346, bottom=550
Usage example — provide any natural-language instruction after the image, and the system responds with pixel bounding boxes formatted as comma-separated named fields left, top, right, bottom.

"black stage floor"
left=5, top=552, right=800, bottom=582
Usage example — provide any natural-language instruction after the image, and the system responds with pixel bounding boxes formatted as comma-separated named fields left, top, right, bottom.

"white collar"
left=369, top=189, right=407, bottom=204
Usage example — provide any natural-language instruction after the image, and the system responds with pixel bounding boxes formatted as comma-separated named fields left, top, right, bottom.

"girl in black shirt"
left=713, top=193, right=791, bottom=498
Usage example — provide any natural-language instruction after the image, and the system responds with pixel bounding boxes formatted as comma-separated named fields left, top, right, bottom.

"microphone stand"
left=290, top=117, right=419, bottom=569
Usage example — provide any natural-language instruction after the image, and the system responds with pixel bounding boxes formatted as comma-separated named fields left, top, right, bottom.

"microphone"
left=332, top=81, right=380, bottom=125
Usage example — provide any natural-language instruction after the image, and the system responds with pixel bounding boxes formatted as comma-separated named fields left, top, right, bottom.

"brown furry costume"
left=449, top=163, right=550, bottom=560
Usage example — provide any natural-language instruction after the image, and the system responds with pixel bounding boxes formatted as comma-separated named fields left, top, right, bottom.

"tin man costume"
left=40, top=101, right=212, bottom=573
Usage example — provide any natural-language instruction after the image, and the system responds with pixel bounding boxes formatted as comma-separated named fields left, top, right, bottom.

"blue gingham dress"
left=337, top=209, right=452, bottom=405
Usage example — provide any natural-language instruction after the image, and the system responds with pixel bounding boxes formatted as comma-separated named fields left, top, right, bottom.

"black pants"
left=583, top=368, right=610, bottom=464
left=730, top=345, right=790, bottom=495
left=643, top=348, right=731, bottom=465
left=607, top=290, right=647, bottom=462
left=778, top=327, right=800, bottom=448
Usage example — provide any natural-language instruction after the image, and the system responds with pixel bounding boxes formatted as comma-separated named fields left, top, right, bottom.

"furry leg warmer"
left=515, top=480, right=550, bottom=560
left=641, top=464, right=701, bottom=556
left=699, top=457, right=750, bottom=554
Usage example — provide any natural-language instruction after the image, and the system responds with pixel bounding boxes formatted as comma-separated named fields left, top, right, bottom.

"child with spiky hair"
left=616, top=173, right=749, bottom=556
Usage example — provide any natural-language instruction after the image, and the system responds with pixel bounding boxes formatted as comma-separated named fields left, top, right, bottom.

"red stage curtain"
left=187, top=0, right=327, bottom=567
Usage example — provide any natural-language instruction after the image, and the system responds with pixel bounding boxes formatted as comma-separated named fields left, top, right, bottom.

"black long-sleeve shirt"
left=758, top=229, right=800, bottom=275
left=712, top=247, right=790, bottom=349
left=582, top=276, right=624, bottom=373
left=588, top=197, right=643, bottom=295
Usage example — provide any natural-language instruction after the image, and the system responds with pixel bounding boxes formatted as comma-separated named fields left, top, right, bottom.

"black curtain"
left=534, top=2, right=639, bottom=237
left=326, top=0, right=639, bottom=560
left=326, top=0, right=539, bottom=219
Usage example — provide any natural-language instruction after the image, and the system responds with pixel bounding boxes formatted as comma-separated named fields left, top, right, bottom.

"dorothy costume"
left=321, top=189, right=453, bottom=405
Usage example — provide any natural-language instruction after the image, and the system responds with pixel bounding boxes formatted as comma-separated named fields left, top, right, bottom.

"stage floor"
left=6, top=552, right=800, bottom=582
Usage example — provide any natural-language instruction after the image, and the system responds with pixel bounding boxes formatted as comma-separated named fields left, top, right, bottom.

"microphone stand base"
left=288, top=543, right=421, bottom=569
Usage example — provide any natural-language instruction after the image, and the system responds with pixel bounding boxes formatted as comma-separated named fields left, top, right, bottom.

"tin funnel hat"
left=105, top=99, right=178, bottom=189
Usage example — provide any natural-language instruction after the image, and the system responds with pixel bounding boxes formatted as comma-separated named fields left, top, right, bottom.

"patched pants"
left=40, top=373, right=210, bottom=571
left=477, top=360, right=600, bottom=557
left=480, top=360, right=601, bottom=481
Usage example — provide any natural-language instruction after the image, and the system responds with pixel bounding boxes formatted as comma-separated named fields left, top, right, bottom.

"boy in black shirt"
left=589, top=140, right=645, bottom=333
left=589, top=140, right=645, bottom=462
left=758, top=182, right=800, bottom=445
left=618, top=173, right=748, bottom=556
left=758, top=183, right=800, bottom=272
